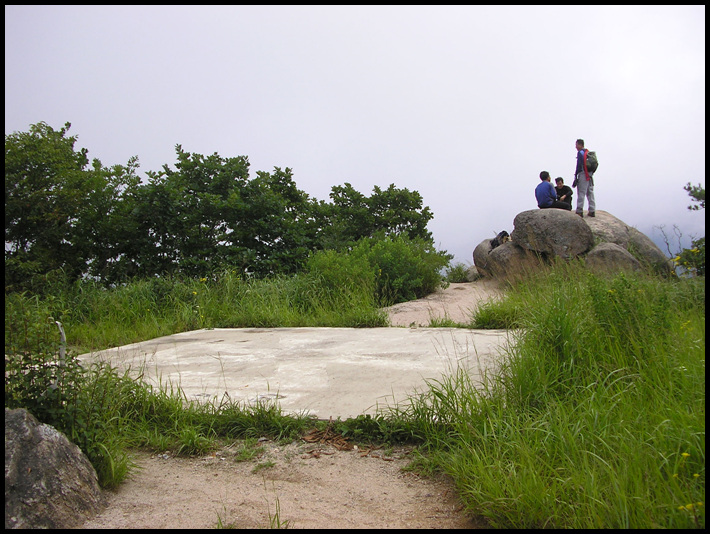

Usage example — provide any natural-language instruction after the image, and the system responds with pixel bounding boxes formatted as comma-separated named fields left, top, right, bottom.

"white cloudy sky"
left=5, top=5, right=705, bottom=264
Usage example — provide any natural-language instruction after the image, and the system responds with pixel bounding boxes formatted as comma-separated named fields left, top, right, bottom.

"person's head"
left=576, top=138, right=585, bottom=150
left=539, top=171, right=551, bottom=181
left=555, top=177, right=564, bottom=188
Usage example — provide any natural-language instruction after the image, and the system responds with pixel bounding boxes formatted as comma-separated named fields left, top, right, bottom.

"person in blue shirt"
left=536, top=171, right=570, bottom=209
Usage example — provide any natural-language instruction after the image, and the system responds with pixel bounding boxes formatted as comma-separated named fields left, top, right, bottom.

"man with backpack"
left=572, top=138, right=596, bottom=217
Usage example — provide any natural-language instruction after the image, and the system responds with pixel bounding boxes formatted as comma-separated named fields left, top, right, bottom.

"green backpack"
left=584, top=150, right=598, bottom=173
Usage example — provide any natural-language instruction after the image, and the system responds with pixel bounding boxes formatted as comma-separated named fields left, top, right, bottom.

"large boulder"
left=473, top=238, right=545, bottom=280
left=585, top=242, right=642, bottom=275
left=473, top=209, right=673, bottom=279
left=5, top=408, right=104, bottom=529
left=584, top=211, right=673, bottom=274
left=510, top=209, right=595, bottom=259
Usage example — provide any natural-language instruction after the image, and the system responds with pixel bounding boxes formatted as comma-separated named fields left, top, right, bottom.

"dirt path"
left=79, top=280, right=502, bottom=529
left=80, top=443, right=479, bottom=529
left=384, top=279, right=504, bottom=327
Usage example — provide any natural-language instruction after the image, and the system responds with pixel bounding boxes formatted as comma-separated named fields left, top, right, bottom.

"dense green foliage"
left=5, top=122, right=141, bottom=291
left=351, top=234, right=451, bottom=303
left=6, top=122, right=439, bottom=292
left=4, top=234, right=451, bottom=354
left=443, top=262, right=472, bottom=283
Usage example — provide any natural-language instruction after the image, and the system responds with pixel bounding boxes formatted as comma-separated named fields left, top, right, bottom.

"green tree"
left=368, top=184, right=433, bottom=241
left=120, top=148, right=318, bottom=279
left=684, top=182, right=705, bottom=211
left=6, top=122, right=445, bottom=289
left=5, top=122, right=137, bottom=291
left=673, top=183, right=705, bottom=276
left=321, top=182, right=434, bottom=249
left=76, top=157, right=142, bottom=283
left=323, top=182, right=374, bottom=247
left=244, top=167, right=318, bottom=276
left=121, top=146, right=252, bottom=279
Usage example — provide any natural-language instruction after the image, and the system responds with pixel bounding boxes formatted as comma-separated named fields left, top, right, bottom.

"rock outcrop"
left=473, top=209, right=672, bottom=279
left=5, top=408, right=104, bottom=529
left=473, top=237, right=544, bottom=280
left=583, top=211, right=672, bottom=274
left=511, top=209, right=595, bottom=260
left=584, top=242, right=642, bottom=274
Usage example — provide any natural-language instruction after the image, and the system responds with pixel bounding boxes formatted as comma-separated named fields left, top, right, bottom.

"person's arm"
left=548, top=183, right=557, bottom=203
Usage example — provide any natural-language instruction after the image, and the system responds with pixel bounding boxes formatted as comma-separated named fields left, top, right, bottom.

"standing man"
left=554, top=177, right=573, bottom=210
left=573, top=138, right=595, bottom=217
left=536, top=171, right=570, bottom=209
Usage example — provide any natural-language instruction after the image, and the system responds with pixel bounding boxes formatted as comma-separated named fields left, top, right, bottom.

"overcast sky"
left=5, top=5, right=705, bottom=264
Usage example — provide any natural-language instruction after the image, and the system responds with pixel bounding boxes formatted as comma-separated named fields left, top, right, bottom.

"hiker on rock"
left=554, top=177, right=573, bottom=210
left=536, top=171, right=571, bottom=210
left=573, top=138, right=595, bottom=217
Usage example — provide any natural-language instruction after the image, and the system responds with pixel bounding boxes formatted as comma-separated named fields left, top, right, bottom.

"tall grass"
left=5, top=269, right=388, bottom=354
left=395, top=264, right=705, bottom=528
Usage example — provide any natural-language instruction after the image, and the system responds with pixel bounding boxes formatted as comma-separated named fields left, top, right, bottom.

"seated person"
left=536, top=171, right=571, bottom=210
left=554, top=177, right=573, bottom=210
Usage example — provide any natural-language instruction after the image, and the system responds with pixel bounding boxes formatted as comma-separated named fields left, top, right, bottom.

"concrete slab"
left=79, top=327, right=512, bottom=420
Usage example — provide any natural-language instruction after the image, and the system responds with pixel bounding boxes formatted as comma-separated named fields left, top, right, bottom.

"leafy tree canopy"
left=5, top=122, right=440, bottom=292
left=5, top=122, right=140, bottom=291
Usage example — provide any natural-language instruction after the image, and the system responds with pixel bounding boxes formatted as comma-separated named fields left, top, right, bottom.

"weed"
left=444, top=262, right=472, bottom=283
left=233, top=438, right=265, bottom=462
left=252, top=460, right=276, bottom=474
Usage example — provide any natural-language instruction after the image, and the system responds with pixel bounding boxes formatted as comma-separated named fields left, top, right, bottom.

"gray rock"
left=584, top=211, right=673, bottom=274
left=5, top=408, right=104, bottom=529
left=585, top=242, right=642, bottom=275
left=473, top=209, right=673, bottom=280
left=511, top=209, right=595, bottom=259
left=472, top=239, right=495, bottom=278
left=473, top=238, right=544, bottom=280
left=627, top=228, right=674, bottom=275
left=465, top=265, right=482, bottom=282
left=583, top=210, right=633, bottom=247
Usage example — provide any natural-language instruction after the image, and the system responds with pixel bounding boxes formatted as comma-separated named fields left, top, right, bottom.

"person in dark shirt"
left=554, top=177, right=573, bottom=210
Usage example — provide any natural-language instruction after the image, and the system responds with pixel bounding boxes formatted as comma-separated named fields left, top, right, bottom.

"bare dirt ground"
left=79, top=280, right=503, bottom=529
left=79, top=443, right=479, bottom=529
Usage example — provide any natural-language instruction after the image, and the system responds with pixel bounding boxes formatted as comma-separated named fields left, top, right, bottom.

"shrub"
left=353, top=234, right=452, bottom=304
left=673, top=236, right=705, bottom=276
left=444, top=262, right=471, bottom=283
left=5, top=295, right=131, bottom=488
left=304, top=248, right=375, bottom=298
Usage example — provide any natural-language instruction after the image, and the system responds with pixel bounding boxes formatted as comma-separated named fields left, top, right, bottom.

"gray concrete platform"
left=79, top=327, right=512, bottom=419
